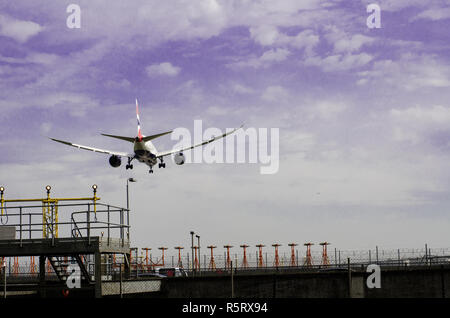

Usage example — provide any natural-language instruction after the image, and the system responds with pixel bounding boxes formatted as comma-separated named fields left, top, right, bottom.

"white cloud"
left=250, top=25, right=320, bottom=56
left=360, top=0, right=431, bottom=12
left=0, top=14, right=43, bottom=43
left=259, top=48, right=291, bottom=62
left=414, top=7, right=450, bottom=21
left=0, top=52, right=59, bottom=65
left=31, top=92, right=100, bottom=118
left=313, top=101, right=348, bottom=119
left=358, top=54, right=450, bottom=90
left=230, top=82, right=254, bottom=94
left=105, top=79, right=131, bottom=89
left=305, top=52, right=373, bottom=72
left=389, top=104, right=450, bottom=143
left=40, top=122, right=52, bottom=135
left=282, top=131, right=315, bottom=155
left=261, top=85, right=289, bottom=102
left=249, top=25, right=279, bottom=46
left=390, top=105, right=450, bottom=126
left=301, top=28, right=375, bottom=73
left=206, top=105, right=228, bottom=116
left=146, top=62, right=181, bottom=77
left=286, top=30, right=320, bottom=54
left=227, top=48, right=291, bottom=69
left=333, top=34, right=374, bottom=53
left=324, top=26, right=375, bottom=54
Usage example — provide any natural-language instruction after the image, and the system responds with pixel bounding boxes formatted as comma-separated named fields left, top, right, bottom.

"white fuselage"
left=134, top=139, right=158, bottom=167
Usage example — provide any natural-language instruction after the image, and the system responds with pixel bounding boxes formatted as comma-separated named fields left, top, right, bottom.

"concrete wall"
left=160, top=272, right=349, bottom=298
left=363, top=267, right=449, bottom=298
left=160, top=266, right=450, bottom=298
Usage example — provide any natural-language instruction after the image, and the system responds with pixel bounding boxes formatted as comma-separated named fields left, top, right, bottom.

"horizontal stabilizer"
left=101, top=134, right=136, bottom=143
left=156, top=124, right=243, bottom=158
left=142, top=130, right=173, bottom=142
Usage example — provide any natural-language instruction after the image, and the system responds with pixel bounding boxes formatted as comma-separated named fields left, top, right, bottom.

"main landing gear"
left=158, top=158, right=166, bottom=169
left=149, top=167, right=153, bottom=174
left=126, top=157, right=134, bottom=170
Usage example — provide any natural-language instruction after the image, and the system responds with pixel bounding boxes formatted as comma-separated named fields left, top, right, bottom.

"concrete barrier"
left=159, top=266, right=450, bottom=298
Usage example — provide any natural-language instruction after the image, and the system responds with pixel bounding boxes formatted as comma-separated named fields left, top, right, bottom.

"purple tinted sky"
left=1, top=1, right=450, bottom=254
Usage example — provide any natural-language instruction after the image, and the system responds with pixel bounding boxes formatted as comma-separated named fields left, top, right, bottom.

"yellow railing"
left=0, top=185, right=100, bottom=238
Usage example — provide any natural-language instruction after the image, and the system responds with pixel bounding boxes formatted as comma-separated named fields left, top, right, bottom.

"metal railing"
left=0, top=202, right=130, bottom=246
left=117, top=246, right=450, bottom=276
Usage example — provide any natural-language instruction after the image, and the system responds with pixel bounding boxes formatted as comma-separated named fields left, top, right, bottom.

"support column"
left=94, top=252, right=102, bottom=298
left=124, top=253, right=131, bottom=279
left=39, top=255, right=46, bottom=298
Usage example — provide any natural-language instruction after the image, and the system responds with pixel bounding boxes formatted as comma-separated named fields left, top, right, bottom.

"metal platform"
left=0, top=237, right=130, bottom=256
left=0, top=200, right=143, bottom=298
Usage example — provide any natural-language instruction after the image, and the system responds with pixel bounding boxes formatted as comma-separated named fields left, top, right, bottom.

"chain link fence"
left=2, top=246, right=450, bottom=297
left=2, top=246, right=450, bottom=281
left=123, top=246, right=450, bottom=276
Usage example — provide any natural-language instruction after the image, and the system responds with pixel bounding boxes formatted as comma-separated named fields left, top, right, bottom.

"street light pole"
left=196, top=235, right=200, bottom=271
left=126, top=178, right=137, bottom=209
left=190, top=231, right=195, bottom=274
left=2, top=259, right=6, bottom=299
left=126, top=178, right=136, bottom=241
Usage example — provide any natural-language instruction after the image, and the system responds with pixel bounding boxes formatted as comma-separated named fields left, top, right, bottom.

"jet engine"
left=109, top=155, right=122, bottom=168
left=174, top=152, right=185, bottom=165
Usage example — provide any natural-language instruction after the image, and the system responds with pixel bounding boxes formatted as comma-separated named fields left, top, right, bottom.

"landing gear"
left=126, top=157, right=134, bottom=170
left=149, top=168, right=154, bottom=174
left=158, top=158, right=166, bottom=169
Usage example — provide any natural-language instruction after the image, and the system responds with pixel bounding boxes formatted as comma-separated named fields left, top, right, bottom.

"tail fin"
left=136, top=98, right=143, bottom=142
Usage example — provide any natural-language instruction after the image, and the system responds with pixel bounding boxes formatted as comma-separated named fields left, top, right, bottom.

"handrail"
left=71, top=214, right=83, bottom=238
left=0, top=202, right=130, bottom=242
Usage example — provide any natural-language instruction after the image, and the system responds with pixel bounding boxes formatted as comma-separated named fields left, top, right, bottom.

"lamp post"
left=196, top=235, right=200, bottom=271
left=126, top=178, right=137, bottom=211
left=45, top=185, right=51, bottom=199
left=126, top=178, right=136, bottom=240
left=190, top=231, right=195, bottom=273
left=0, top=186, right=4, bottom=217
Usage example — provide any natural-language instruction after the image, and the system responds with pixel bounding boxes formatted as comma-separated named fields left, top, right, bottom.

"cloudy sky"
left=1, top=1, right=450, bottom=259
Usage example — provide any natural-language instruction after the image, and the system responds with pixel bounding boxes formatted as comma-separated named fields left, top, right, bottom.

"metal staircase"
left=48, top=255, right=92, bottom=284
left=48, top=256, right=71, bottom=282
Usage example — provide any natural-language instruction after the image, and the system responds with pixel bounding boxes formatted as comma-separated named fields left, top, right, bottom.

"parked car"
left=154, top=267, right=188, bottom=277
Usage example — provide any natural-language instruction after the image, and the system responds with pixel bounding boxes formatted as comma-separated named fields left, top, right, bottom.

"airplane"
left=49, top=99, right=242, bottom=174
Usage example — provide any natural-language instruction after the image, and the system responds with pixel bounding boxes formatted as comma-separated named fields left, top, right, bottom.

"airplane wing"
left=49, top=137, right=133, bottom=158
left=156, top=124, right=243, bottom=158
